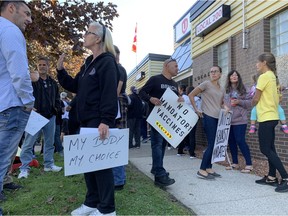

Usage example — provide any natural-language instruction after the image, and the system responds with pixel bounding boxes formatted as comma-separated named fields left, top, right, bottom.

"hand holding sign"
left=147, top=88, right=199, bottom=148
left=211, top=109, right=233, bottom=164
left=63, top=128, right=129, bottom=176
left=150, top=97, right=162, bottom=106
left=98, top=123, right=109, bottom=140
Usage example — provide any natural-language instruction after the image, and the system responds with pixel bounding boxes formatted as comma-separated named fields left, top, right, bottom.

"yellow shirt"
left=256, top=71, right=279, bottom=122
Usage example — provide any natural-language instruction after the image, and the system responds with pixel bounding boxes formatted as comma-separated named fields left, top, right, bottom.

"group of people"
left=127, top=85, right=150, bottom=149
left=187, top=54, right=288, bottom=193
left=1, top=1, right=288, bottom=216
left=0, top=1, right=120, bottom=215
left=139, top=52, right=288, bottom=194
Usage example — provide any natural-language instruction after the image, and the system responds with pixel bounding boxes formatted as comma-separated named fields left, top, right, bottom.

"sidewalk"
left=129, top=141, right=288, bottom=215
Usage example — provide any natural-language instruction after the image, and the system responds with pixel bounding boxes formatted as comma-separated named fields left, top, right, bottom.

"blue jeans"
left=200, top=114, right=218, bottom=170
left=112, top=166, right=126, bottom=186
left=54, top=124, right=63, bottom=152
left=20, top=115, right=56, bottom=170
left=228, top=124, right=252, bottom=165
left=150, top=127, right=167, bottom=177
left=0, top=107, right=30, bottom=190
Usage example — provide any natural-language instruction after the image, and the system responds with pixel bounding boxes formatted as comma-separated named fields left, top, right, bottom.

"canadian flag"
left=132, top=23, right=137, bottom=53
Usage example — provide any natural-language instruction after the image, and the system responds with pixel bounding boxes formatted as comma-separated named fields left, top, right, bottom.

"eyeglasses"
left=210, top=70, right=220, bottom=74
left=84, top=31, right=98, bottom=36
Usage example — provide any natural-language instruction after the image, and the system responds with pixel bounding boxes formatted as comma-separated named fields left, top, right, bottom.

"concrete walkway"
left=129, top=141, right=288, bottom=215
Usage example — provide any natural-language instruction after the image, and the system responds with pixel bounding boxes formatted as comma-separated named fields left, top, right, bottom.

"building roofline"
left=128, top=53, right=171, bottom=78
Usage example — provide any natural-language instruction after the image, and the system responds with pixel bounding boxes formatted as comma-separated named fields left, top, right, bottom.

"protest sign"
left=211, top=109, right=233, bottom=163
left=24, top=110, right=49, bottom=136
left=146, top=88, right=198, bottom=148
left=63, top=128, right=129, bottom=176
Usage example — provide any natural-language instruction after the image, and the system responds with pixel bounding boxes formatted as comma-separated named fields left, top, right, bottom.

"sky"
left=100, top=0, right=196, bottom=75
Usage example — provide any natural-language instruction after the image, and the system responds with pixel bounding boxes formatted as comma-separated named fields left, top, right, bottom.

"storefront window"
left=217, top=42, right=228, bottom=86
left=270, top=10, right=288, bottom=56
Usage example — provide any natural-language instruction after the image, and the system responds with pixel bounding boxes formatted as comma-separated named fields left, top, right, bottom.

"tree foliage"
left=26, top=0, right=118, bottom=55
left=1, top=0, right=118, bottom=80
left=21, top=0, right=119, bottom=77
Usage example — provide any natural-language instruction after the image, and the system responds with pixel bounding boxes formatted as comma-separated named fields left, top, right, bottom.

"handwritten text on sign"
left=147, top=88, right=198, bottom=148
left=63, top=128, right=129, bottom=176
left=211, top=109, right=232, bottom=164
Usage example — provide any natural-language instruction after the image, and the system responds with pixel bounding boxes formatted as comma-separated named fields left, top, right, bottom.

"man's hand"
left=150, top=97, right=162, bottom=106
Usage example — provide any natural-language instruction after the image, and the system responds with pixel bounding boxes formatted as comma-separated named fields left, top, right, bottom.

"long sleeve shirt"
left=0, top=17, right=34, bottom=112
left=223, top=87, right=252, bottom=125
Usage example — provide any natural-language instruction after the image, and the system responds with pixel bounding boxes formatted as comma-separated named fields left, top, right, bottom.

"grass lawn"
left=1, top=154, right=195, bottom=215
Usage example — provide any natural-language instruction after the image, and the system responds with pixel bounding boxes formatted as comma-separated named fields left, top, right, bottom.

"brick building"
left=187, top=0, right=288, bottom=164
left=127, top=0, right=288, bottom=164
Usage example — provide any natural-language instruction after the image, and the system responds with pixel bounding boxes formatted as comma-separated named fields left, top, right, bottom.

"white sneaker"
left=89, top=209, right=116, bottom=216
left=18, top=170, right=29, bottom=179
left=44, top=165, right=62, bottom=172
left=71, top=204, right=97, bottom=216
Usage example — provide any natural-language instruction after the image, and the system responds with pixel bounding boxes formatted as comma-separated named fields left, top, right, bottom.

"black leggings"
left=258, top=120, right=288, bottom=179
left=82, top=118, right=115, bottom=214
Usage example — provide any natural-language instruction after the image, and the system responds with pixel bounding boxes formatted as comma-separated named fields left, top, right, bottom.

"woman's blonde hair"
left=89, top=21, right=116, bottom=57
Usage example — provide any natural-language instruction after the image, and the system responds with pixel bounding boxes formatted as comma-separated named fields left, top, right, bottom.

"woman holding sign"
left=223, top=70, right=253, bottom=173
left=252, top=53, right=288, bottom=192
left=56, top=22, right=118, bottom=215
left=188, top=66, right=225, bottom=180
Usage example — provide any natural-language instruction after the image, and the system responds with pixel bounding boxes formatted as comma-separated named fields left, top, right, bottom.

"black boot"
left=154, top=174, right=175, bottom=187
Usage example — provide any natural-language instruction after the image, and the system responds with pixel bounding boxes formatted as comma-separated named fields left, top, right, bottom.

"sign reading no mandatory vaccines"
left=211, top=109, right=233, bottom=164
left=147, top=88, right=199, bottom=148
left=63, top=128, right=129, bottom=176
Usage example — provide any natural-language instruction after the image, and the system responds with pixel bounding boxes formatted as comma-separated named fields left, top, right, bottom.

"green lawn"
left=1, top=154, right=195, bottom=215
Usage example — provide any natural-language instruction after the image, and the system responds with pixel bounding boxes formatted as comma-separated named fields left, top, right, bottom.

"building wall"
left=127, top=63, right=149, bottom=93
left=127, top=60, right=166, bottom=92
left=192, top=0, right=288, bottom=58
left=192, top=3, right=288, bottom=164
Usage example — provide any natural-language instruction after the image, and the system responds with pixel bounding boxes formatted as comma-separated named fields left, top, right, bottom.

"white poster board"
left=63, top=128, right=129, bottom=176
left=146, top=88, right=199, bottom=148
left=24, top=110, right=49, bottom=136
left=211, top=109, right=233, bottom=164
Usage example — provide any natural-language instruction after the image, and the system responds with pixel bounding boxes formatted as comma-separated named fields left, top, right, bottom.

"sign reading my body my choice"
left=147, top=88, right=199, bottom=148
left=63, top=128, right=129, bottom=176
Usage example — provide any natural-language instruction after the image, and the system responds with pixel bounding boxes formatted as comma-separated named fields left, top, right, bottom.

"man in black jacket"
left=139, top=58, right=180, bottom=187
left=128, top=86, right=143, bottom=149
left=18, top=56, right=62, bottom=179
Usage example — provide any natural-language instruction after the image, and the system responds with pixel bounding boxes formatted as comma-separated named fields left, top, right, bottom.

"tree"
left=21, top=0, right=119, bottom=77
left=1, top=0, right=118, bottom=80
left=26, top=0, right=118, bottom=56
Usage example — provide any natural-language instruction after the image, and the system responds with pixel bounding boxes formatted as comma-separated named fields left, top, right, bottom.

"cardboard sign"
left=146, top=88, right=199, bottom=148
left=63, top=128, right=129, bottom=176
left=211, top=109, right=232, bottom=163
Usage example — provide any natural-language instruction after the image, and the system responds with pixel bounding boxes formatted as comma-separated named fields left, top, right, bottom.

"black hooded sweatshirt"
left=57, top=53, right=119, bottom=127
